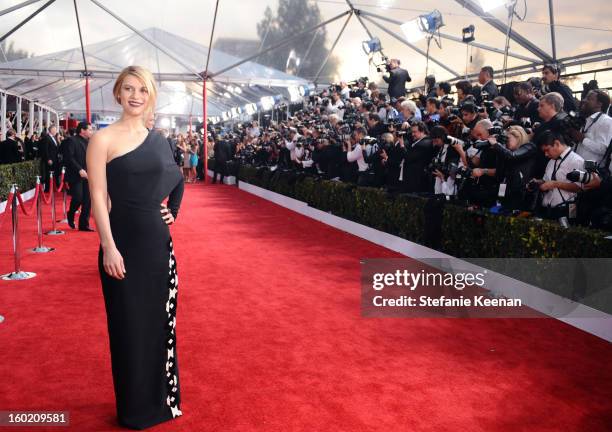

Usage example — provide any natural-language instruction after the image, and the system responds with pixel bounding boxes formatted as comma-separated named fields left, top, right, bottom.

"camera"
left=566, top=160, right=599, bottom=183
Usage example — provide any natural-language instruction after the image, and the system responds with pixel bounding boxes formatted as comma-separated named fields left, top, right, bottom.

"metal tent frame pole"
left=202, top=0, right=220, bottom=184
left=0, top=0, right=56, bottom=43
left=210, top=10, right=351, bottom=79
left=73, top=0, right=91, bottom=123
left=452, top=0, right=553, bottom=63
left=313, top=11, right=353, bottom=84
left=548, top=0, right=557, bottom=61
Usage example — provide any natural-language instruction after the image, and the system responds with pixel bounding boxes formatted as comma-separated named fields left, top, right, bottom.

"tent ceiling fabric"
left=0, top=0, right=610, bottom=118
left=0, top=27, right=307, bottom=117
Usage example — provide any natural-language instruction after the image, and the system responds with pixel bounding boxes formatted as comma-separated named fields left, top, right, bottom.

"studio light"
left=298, top=85, right=307, bottom=97
left=462, top=25, right=475, bottom=43
left=400, top=10, right=444, bottom=43
left=361, top=37, right=382, bottom=55
left=477, top=0, right=507, bottom=12
left=223, top=92, right=231, bottom=98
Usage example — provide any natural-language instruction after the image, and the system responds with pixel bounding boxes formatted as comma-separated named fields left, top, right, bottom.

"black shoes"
left=79, top=226, right=95, bottom=232
left=68, top=219, right=75, bottom=229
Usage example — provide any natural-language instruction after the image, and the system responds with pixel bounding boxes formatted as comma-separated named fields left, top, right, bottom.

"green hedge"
left=0, top=160, right=39, bottom=202
left=238, top=165, right=612, bottom=258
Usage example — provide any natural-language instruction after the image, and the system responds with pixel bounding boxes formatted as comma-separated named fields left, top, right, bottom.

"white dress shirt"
left=576, top=112, right=612, bottom=165
left=347, top=144, right=371, bottom=172
left=542, top=147, right=585, bottom=207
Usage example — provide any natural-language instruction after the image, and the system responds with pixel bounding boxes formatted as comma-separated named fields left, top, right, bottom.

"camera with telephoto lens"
left=444, top=135, right=489, bottom=151
left=428, top=161, right=451, bottom=177
left=566, top=160, right=599, bottom=184
left=558, top=110, right=586, bottom=133
left=488, top=125, right=508, bottom=146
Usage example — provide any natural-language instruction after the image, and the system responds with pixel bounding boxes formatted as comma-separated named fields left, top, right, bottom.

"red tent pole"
left=203, top=79, right=208, bottom=184
left=85, top=75, right=91, bottom=123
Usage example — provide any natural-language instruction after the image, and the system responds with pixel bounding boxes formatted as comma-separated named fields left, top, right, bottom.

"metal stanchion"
left=32, top=177, right=55, bottom=254
left=1, top=184, right=36, bottom=281
left=45, top=171, right=64, bottom=236
left=58, top=167, right=68, bottom=224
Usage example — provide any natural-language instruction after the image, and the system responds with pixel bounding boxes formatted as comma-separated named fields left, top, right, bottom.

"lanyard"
left=551, top=149, right=572, bottom=181
left=582, top=112, right=604, bottom=135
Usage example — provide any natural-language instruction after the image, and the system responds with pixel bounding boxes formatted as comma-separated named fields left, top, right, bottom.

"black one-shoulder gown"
left=98, top=130, right=185, bottom=430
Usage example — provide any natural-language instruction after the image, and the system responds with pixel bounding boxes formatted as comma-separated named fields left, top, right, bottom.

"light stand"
left=462, top=25, right=475, bottom=80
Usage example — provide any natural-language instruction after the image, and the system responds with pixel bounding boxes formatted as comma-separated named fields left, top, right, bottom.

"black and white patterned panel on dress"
left=165, top=238, right=182, bottom=418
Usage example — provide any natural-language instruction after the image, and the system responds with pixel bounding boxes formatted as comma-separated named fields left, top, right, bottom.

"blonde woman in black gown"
left=87, top=66, right=185, bottom=430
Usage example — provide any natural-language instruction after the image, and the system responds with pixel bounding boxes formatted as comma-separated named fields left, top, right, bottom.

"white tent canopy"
left=0, top=0, right=610, bottom=122
left=0, top=27, right=308, bottom=118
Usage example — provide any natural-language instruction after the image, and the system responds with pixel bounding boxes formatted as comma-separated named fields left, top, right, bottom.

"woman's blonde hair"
left=112, top=66, right=157, bottom=114
left=506, top=125, right=529, bottom=147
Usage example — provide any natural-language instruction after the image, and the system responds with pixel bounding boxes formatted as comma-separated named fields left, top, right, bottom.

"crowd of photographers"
left=210, top=61, right=612, bottom=231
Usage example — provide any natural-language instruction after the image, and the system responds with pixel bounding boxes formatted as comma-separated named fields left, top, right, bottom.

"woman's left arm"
left=161, top=177, right=184, bottom=225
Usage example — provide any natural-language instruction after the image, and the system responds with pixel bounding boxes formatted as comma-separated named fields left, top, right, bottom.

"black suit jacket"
left=1, top=138, right=21, bottom=164
left=402, top=137, right=434, bottom=193
left=213, top=140, right=232, bottom=163
left=481, top=80, right=499, bottom=99
left=383, top=67, right=411, bottom=98
left=64, top=135, right=88, bottom=183
left=39, top=134, right=59, bottom=165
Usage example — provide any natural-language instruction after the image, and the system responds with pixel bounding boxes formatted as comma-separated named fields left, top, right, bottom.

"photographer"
left=399, top=100, right=420, bottom=123
left=436, top=82, right=452, bottom=101
left=534, top=92, right=566, bottom=142
left=513, top=82, right=541, bottom=125
left=575, top=89, right=612, bottom=163
left=460, top=103, right=480, bottom=131
left=325, top=92, right=345, bottom=120
left=345, top=127, right=371, bottom=185
left=534, top=129, right=585, bottom=220
left=490, top=125, right=539, bottom=211
left=478, top=66, right=499, bottom=99
left=455, top=80, right=473, bottom=105
left=382, top=58, right=411, bottom=99
left=401, top=121, right=434, bottom=193
left=366, top=113, right=387, bottom=139
left=424, top=97, right=441, bottom=126
left=541, top=64, right=577, bottom=113
left=461, top=119, right=501, bottom=207
left=429, top=125, right=462, bottom=196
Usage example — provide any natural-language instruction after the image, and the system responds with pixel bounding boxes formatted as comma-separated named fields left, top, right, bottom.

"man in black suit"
left=478, top=66, right=499, bottom=100
left=63, top=122, right=94, bottom=231
left=402, top=122, right=434, bottom=193
left=39, top=125, right=60, bottom=191
left=212, top=137, right=232, bottom=184
left=382, top=58, right=411, bottom=99
left=0, top=130, right=21, bottom=164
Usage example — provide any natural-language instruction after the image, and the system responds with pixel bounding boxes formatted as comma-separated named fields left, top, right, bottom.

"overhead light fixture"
left=221, top=112, right=230, bottom=121
left=361, top=37, right=382, bottom=55
left=462, top=25, right=475, bottom=43
left=160, top=117, right=170, bottom=128
left=401, top=10, right=444, bottom=43
left=400, top=19, right=424, bottom=43
left=260, top=96, right=275, bottom=111
left=298, top=86, right=307, bottom=97
left=223, top=92, right=231, bottom=98
left=477, top=0, right=507, bottom=12
left=245, top=103, right=257, bottom=115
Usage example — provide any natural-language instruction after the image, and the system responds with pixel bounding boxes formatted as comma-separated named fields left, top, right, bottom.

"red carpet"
left=1, top=181, right=611, bottom=431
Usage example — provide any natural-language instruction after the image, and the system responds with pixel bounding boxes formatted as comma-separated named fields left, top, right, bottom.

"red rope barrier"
left=0, top=191, right=15, bottom=230
left=16, top=188, right=33, bottom=216
left=41, top=184, right=52, bottom=205
left=55, top=172, right=66, bottom=193
left=15, top=184, right=40, bottom=216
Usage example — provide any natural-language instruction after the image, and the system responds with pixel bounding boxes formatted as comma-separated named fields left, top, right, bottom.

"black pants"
left=68, top=179, right=91, bottom=228
left=212, top=160, right=226, bottom=184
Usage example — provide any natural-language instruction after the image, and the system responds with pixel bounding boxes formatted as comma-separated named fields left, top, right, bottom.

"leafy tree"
left=0, top=40, right=32, bottom=62
left=256, top=0, right=339, bottom=82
